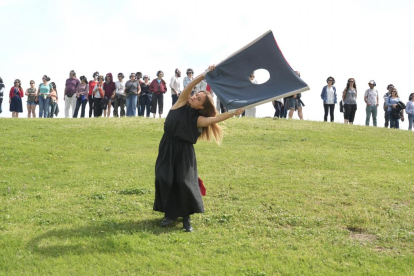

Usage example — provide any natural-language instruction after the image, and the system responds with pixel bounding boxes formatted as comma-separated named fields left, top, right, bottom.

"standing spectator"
left=150, top=70, right=168, bottom=118
left=364, top=80, right=379, bottom=126
left=125, top=73, right=140, bottom=116
left=386, top=88, right=404, bottom=129
left=64, top=70, right=80, bottom=118
left=272, top=99, right=283, bottom=118
left=0, top=77, right=4, bottom=114
left=49, top=82, right=59, bottom=118
left=9, top=79, right=24, bottom=118
left=383, top=84, right=394, bottom=128
left=342, top=78, right=358, bottom=124
left=183, top=68, right=200, bottom=94
left=136, top=72, right=143, bottom=115
left=245, top=72, right=257, bottom=117
left=406, top=93, right=414, bottom=131
left=92, top=75, right=105, bottom=117
left=73, top=76, right=89, bottom=118
left=38, top=75, right=52, bottom=118
left=139, top=75, right=151, bottom=117
left=88, top=72, right=99, bottom=118
left=103, top=73, right=115, bottom=117
left=170, top=68, right=181, bottom=106
left=320, top=76, right=337, bottom=122
left=113, top=73, right=126, bottom=117
left=25, top=80, right=37, bottom=118
left=295, top=71, right=304, bottom=120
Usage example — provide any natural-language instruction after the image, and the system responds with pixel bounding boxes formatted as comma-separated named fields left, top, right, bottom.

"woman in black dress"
left=153, top=65, right=243, bottom=232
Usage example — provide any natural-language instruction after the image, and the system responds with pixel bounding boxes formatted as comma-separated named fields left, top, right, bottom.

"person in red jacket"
left=150, top=70, right=167, bottom=118
left=9, top=79, right=24, bottom=118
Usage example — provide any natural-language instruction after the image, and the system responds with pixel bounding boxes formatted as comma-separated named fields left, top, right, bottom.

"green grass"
left=1, top=117, right=413, bottom=275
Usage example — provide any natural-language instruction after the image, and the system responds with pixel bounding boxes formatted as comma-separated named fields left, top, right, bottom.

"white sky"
left=1, top=0, right=414, bottom=127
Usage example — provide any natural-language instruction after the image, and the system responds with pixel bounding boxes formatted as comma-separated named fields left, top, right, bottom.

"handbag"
left=339, top=100, right=344, bottom=113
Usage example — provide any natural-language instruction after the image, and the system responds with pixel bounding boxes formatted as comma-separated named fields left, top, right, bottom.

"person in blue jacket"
left=320, top=76, right=337, bottom=122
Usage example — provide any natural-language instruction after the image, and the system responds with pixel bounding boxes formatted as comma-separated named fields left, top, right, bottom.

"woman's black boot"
left=183, top=216, right=193, bottom=232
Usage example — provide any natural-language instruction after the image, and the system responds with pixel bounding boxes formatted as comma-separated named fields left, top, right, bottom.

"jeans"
left=0, top=98, right=2, bottom=113
left=151, top=93, right=164, bottom=114
left=323, top=103, right=335, bottom=122
left=273, top=101, right=283, bottom=118
left=49, top=102, right=58, bottom=117
left=94, top=98, right=102, bottom=117
left=408, top=114, right=414, bottom=131
left=73, top=97, right=87, bottom=118
left=38, top=96, right=50, bottom=118
left=88, top=95, right=94, bottom=117
left=126, top=94, right=137, bottom=116
left=384, top=107, right=390, bottom=128
left=172, top=94, right=178, bottom=106
left=139, top=95, right=151, bottom=117
left=388, top=111, right=400, bottom=129
left=344, top=104, right=357, bottom=123
left=113, top=95, right=126, bottom=117
left=365, top=105, right=378, bottom=126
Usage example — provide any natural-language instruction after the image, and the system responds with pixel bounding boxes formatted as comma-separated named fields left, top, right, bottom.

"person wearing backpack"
left=364, top=80, right=379, bottom=126
left=38, top=75, right=52, bottom=118
left=406, top=93, right=414, bottom=131
left=386, top=88, right=405, bottom=129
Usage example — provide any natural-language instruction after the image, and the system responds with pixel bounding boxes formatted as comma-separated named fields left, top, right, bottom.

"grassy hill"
left=0, top=117, right=413, bottom=275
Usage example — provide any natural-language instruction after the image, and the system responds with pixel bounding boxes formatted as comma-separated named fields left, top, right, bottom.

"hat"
left=368, top=80, right=376, bottom=85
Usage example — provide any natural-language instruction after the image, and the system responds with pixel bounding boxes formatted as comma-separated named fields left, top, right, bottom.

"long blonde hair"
left=197, top=91, right=223, bottom=145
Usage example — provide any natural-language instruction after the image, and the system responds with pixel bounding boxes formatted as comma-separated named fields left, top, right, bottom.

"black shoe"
left=160, top=217, right=177, bottom=227
left=183, top=216, right=193, bottom=232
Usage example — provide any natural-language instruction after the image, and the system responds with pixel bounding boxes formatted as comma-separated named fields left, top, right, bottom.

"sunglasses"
left=392, top=91, right=397, bottom=93
left=14, top=82, right=19, bottom=84
left=349, top=81, right=354, bottom=83
left=187, top=72, right=193, bottom=74
left=30, top=82, right=34, bottom=84
left=328, top=79, right=333, bottom=82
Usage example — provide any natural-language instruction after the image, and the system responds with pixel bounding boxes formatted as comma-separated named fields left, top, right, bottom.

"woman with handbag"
left=342, top=78, right=357, bottom=124
left=73, top=76, right=89, bottom=118
left=386, top=88, right=405, bottom=129
left=153, top=65, right=244, bottom=232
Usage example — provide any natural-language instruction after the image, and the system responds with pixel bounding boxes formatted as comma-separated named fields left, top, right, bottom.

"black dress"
left=153, top=104, right=204, bottom=218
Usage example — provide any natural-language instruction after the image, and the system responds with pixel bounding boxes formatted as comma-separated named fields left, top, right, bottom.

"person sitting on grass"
left=153, top=65, right=244, bottom=232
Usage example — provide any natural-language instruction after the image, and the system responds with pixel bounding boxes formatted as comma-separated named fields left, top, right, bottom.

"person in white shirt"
left=320, top=76, right=337, bottom=122
left=364, top=80, right=379, bottom=126
left=113, top=73, right=126, bottom=117
left=169, top=69, right=181, bottom=106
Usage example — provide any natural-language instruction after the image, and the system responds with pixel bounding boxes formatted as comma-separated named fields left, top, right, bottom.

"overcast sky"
left=1, top=0, right=413, bottom=127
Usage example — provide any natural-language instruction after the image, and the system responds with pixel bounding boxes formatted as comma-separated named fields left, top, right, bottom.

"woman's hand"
left=207, top=65, right=216, bottom=72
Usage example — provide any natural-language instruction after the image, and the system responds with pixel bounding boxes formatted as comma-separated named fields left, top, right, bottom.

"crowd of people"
left=271, top=75, right=414, bottom=130
left=1, top=71, right=414, bottom=130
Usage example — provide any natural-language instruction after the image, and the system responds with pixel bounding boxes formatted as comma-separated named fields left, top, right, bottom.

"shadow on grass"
left=27, top=218, right=185, bottom=256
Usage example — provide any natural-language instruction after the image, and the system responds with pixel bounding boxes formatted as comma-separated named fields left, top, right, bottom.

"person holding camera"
left=88, top=72, right=99, bottom=118
left=92, top=75, right=105, bottom=117
left=64, top=70, right=80, bottom=118
left=150, top=70, right=167, bottom=118
left=113, top=73, right=126, bottom=117
left=385, top=88, right=404, bottom=129
left=364, top=80, right=379, bottom=126
left=125, top=73, right=140, bottom=117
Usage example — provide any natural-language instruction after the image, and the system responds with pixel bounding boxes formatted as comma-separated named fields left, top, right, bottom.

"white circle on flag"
left=252, top=69, right=270, bottom=84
